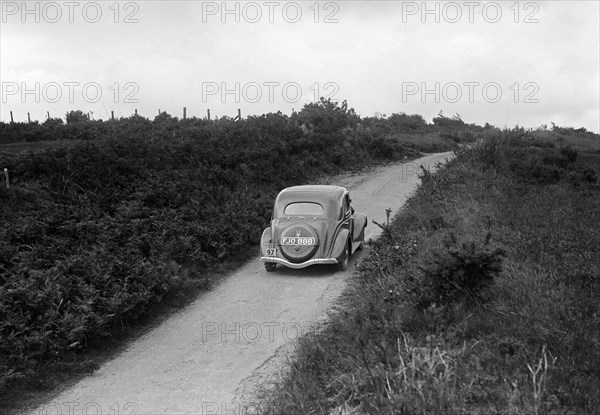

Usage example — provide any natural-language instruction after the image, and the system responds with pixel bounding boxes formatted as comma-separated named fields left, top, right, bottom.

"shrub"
left=432, top=112, right=465, bottom=127
left=419, top=232, right=505, bottom=307
left=65, top=110, right=90, bottom=124
left=582, top=167, right=598, bottom=184
left=560, top=145, right=578, bottom=163
left=296, top=98, right=359, bottom=134
left=508, top=144, right=578, bottom=184
left=387, top=112, right=427, bottom=132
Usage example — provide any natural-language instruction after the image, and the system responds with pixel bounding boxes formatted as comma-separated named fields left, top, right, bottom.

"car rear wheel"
left=337, top=242, right=350, bottom=272
left=357, top=233, right=365, bottom=251
left=265, top=262, right=277, bottom=272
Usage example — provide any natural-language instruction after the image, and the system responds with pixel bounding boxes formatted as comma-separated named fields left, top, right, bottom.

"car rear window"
left=284, top=202, right=324, bottom=216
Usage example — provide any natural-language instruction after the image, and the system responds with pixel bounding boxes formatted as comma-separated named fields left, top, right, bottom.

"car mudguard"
left=260, top=227, right=272, bottom=256
left=352, top=213, right=367, bottom=242
left=330, top=228, right=350, bottom=261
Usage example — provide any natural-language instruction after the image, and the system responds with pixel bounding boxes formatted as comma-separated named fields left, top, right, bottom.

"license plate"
left=280, top=237, right=316, bottom=246
left=266, top=248, right=277, bottom=256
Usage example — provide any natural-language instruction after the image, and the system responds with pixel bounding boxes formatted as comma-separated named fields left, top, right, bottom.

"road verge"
left=264, top=128, right=600, bottom=414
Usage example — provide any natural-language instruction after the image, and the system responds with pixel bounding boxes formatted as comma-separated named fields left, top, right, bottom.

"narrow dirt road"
left=24, top=152, right=452, bottom=415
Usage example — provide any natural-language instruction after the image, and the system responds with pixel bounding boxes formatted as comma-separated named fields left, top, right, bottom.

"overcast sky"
left=1, top=1, right=599, bottom=132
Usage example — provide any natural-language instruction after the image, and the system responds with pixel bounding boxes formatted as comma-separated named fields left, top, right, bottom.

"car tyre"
left=265, top=262, right=277, bottom=272
left=338, top=242, right=350, bottom=272
left=357, top=233, right=365, bottom=251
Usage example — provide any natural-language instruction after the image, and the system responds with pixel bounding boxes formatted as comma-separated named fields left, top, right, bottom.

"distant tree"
left=154, top=111, right=177, bottom=123
left=65, top=110, right=90, bottom=124
left=297, top=98, right=359, bottom=134
left=388, top=112, right=427, bottom=131
left=433, top=111, right=465, bottom=128
left=43, top=117, right=64, bottom=127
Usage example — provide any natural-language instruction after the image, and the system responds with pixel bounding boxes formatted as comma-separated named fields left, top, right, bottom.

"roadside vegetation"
left=266, top=126, right=600, bottom=414
left=0, top=99, right=478, bottom=406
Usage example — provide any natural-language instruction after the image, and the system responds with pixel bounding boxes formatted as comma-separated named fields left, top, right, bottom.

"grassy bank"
left=266, top=127, right=600, bottom=414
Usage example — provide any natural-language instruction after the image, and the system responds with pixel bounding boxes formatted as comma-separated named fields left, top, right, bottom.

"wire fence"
left=4, top=107, right=244, bottom=123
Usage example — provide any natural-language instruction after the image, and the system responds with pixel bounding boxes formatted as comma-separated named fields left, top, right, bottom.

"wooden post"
left=238, top=108, right=241, bottom=121
left=207, top=109, right=211, bottom=121
left=158, top=109, right=161, bottom=115
left=27, top=113, right=31, bottom=123
left=183, top=107, right=187, bottom=120
left=135, top=109, right=138, bottom=116
left=111, top=111, right=114, bottom=120
left=47, top=111, right=50, bottom=120
left=3, top=168, right=9, bottom=189
left=10, top=111, right=13, bottom=123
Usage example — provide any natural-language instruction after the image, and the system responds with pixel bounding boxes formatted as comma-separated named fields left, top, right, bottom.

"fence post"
left=183, top=107, right=187, bottom=120
left=27, top=112, right=31, bottom=123
left=4, top=168, right=9, bottom=189
left=158, top=109, right=161, bottom=116
left=238, top=108, right=241, bottom=121
left=47, top=111, right=50, bottom=120
left=135, top=109, right=138, bottom=116
left=207, top=109, right=211, bottom=121
left=111, top=111, right=114, bottom=120
left=10, top=111, right=14, bottom=123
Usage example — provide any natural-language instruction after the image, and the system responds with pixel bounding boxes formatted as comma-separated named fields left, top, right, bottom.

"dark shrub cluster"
left=419, top=233, right=505, bottom=307
left=472, top=133, right=582, bottom=184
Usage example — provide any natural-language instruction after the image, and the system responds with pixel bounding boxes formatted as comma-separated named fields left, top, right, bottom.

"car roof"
left=274, top=185, right=348, bottom=219
left=278, top=185, right=347, bottom=201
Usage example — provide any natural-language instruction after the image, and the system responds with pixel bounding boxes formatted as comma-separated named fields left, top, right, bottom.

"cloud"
left=0, top=1, right=598, bottom=131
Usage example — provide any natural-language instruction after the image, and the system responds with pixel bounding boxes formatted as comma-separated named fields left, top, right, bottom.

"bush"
left=387, top=112, right=428, bottom=132
left=506, top=142, right=578, bottom=184
left=582, top=167, right=598, bottom=183
left=419, top=233, right=505, bottom=307
left=65, top=110, right=90, bottom=124
left=560, top=145, right=578, bottom=163
left=296, top=98, right=359, bottom=134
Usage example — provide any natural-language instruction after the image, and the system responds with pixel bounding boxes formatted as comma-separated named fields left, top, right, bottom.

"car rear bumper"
left=259, top=256, right=339, bottom=269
